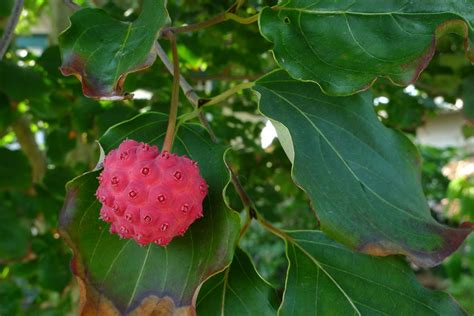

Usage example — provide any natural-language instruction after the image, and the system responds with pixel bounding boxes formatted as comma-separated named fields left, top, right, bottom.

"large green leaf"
left=279, top=230, right=465, bottom=315
left=59, top=112, right=240, bottom=314
left=59, top=0, right=169, bottom=99
left=253, top=70, right=473, bottom=267
left=259, top=0, right=474, bottom=96
left=197, top=248, right=277, bottom=315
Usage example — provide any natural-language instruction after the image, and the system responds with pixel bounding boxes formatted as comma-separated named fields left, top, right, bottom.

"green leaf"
left=0, top=93, right=18, bottom=130
left=462, top=74, right=474, bottom=121
left=96, top=104, right=139, bottom=136
left=0, top=207, right=30, bottom=260
left=197, top=248, right=277, bottom=315
left=59, top=0, right=170, bottom=99
left=46, top=128, right=76, bottom=164
left=0, top=148, right=32, bottom=190
left=279, top=230, right=465, bottom=315
left=0, top=61, right=48, bottom=101
left=0, top=0, right=13, bottom=18
left=253, top=70, right=473, bottom=267
left=59, top=112, right=240, bottom=314
left=259, top=1, right=474, bottom=96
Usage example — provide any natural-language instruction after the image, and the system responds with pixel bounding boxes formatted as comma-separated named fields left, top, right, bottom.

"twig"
left=155, top=40, right=258, bottom=226
left=155, top=41, right=219, bottom=141
left=188, top=72, right=263, bottom=82
left=162, top=32, right=180, bottom=152
left=162, top=1, right=258, bottom=35
left=228, top=165, right=255, bottom=216
left=154, top=41, right=199, bottom=106
left=63, top=0, right=81, bottom=11
left=0, top=0, right=24, bottom=60
left=167, top=12, right=259, bottom=34
left=198, top=112, right=218, bottom=143
left=168, top=12, right=228, bottom=34
left=200, top=81, right=254, bottom=107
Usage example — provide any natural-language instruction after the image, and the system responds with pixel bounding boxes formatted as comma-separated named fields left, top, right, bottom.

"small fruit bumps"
left=95, top=139, right=208, bottom=246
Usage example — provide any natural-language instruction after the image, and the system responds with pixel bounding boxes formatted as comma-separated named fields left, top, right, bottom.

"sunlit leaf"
left=254, top=70, right=473, bottom=267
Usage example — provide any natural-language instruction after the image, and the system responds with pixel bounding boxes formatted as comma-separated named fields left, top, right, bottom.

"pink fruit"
left=95, top=139, right=208, bottom=246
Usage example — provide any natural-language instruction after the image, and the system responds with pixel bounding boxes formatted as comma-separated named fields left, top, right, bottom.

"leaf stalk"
left=200, top=82, right=255, bottom=107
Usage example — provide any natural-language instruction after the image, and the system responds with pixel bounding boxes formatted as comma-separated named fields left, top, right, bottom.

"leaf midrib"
left=294, top=237, right=440, bottom=314
left=262, top=87, right=426, bottom=222
left=276, top=6, right=469, bottom=19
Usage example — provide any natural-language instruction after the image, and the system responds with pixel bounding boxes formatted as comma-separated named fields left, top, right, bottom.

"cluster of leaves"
left=1, top=0, right=474, bottom=315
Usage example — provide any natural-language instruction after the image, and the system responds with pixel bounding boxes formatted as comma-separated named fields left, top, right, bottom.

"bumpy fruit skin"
left=95, top=139, right=208, bottom=246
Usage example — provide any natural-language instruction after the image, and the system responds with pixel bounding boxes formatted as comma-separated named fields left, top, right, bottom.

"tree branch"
left=63, top=0, right=81, bottom=11
left=154, top=41, right=199, bottom=106
left=11, top=116, right=46, bottom=184
left=0, top=0, right=24, bottom=60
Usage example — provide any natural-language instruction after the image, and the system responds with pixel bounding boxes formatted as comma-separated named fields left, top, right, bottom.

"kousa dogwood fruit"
left=95, top=139, right=208, bottom=246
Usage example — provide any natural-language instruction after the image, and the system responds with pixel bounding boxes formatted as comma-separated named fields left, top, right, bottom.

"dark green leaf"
left=462, top=74, right=474, bottom=121
left=259, top=1, right=474, bottom=95
left=59, top=0, right=170, bottom=99
left=46, top=128, right=76, bottom=164
left=59, top=112, right=240, bottom=314
left=37, top=45, right=62, bottom=78
left=0, top=280, right=22, bottom=316
left=0, top=148, right=32, bottom=190
left=254, top=70, right=473, bottom=267
left=0, top=206, right=30, bottom=260
left=279, top=230, right=465, bottom=315
left=0, top=0, right=13, bottom=18
left=0, top=61, right=48, bottom=101
left=95, top=104, right=138, bottom=136
left=197, top=248, right=277, bottom=315
left=0, top=93, right=18, bottom=130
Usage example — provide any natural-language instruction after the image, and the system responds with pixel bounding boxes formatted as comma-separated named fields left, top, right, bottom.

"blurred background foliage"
left=0, top=0, right=473, bottom=314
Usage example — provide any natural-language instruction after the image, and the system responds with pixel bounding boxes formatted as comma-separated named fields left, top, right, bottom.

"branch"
left=188, top=71, right=263, bottom=82
left=156, top=40, right=258, bottom=224
left=11, top=116, right=46, bottom=184
left=229, top=165, right=256, bottom=218
left=63, top=0, right=81, bottom=11
left=0, top=0, right=24, bottom=60
left=162, top=2, right=258, bottom=34
left=200, top=81, right=254, bottom=107
left=155, top=41, right=199, bottom=106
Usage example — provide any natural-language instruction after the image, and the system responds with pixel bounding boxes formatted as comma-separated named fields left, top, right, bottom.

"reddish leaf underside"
left=59, top=0, right=169, bottom=100
left=260, top=2, right=474, bottom=96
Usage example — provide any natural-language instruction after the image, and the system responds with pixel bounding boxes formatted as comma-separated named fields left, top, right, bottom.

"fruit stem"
left=199, top=82, right=255, bottom=107
left=162, top=32, right=180, bottom=153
